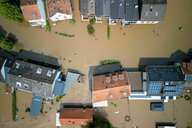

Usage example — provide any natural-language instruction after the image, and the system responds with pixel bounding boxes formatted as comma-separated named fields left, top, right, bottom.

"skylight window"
left=36, top=68, right=42, bottom=74
left=47, top=70, right=52, bottom=77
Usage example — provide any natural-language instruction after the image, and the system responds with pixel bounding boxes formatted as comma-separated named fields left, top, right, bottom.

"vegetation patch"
left=46, top=20, right=51, bottom=32
left=82, top=115, right=113, bottom=128
left=70, top=19, right=76, bottom=25
left=56, top=95, right=64, bottom=102
left=100, top=60, right=120, bottom=65
left=55, top=32, right=75, bottom=38
left=107, top=23, right=110, bottom=40
left=87, top=24, right=95, bottom=35
left=12, top=90, right=17, bottom=121
left=89, top=18, right=96, bottom=25
left=0, top=38, right=14, bottom=51
left=0, top=0, right=23, bottom=22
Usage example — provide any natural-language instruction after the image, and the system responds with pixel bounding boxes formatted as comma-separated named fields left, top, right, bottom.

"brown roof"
left=59, top=108, right=93, bottom=125
left=46, top=0, right=72, bottom=17
left=21, top=4, right=41, bottom=21
left=181, top=62, right=192, bottom=75
left=127, top=72, right=143, bottom=91
left=92, top=71, right=130, bottom=102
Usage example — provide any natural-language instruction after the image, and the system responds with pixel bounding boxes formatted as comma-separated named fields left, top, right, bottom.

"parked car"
left=150, top=102, right=164, bottom=111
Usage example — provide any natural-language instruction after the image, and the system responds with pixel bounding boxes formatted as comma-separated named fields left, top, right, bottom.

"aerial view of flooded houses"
left=0, top=0, right=192, bottom=128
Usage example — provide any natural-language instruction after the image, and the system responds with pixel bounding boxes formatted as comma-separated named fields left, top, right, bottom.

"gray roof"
left=128, top=72, right=143, bottom=91
left=95, top=0, right=110, bottom=17
left=110, top=0, right=125, bottom=19
left=8, top=60, right=58, bottom=84
left=30, top=95, right=43, bottom=116
left=147, top=66, right=184, bottom=81
left=17, top=50, right=60, bottom=68
left=53, top=80, right=65, bottom=96
left=140, top=0, right=167, bottom=21
left=80, top=0, right=95, bottom=16
left=125, top=0, right=139, bottom=21
left=64, top=71, right=80, bottom=94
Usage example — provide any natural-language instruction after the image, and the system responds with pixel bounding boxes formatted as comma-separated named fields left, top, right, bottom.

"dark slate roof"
left=140, top=0, right=167, bottom=21
left=8, top=60, right=58, bottom=84
left=0, top=48, right=15, bottom=59
left=147, top=66, right=184, bottom=81
left=80, top=0, right=88, bottom=15
left=53, top=81, right=65, bottom=96
left=110, top=0, right=125, bottom=19
left=125, top=0, right=139, bottom=21
left=95, top=0, right=110, bottom=17
left=89, top=63, right=122, bottom=76
left=16, top=50, right=60, bottom=68
left=30, top=95, right=43, bottom=116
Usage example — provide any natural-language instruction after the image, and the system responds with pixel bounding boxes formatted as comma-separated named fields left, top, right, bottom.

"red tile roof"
left=46, top=0, right=72, bottom=17
left=59, top=108, right=93, bottom=125
left=92, top=71, right=130, bottom=102
left=21, top=4, right=41, bottom=21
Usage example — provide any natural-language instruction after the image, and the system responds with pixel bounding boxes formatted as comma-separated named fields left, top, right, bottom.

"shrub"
left=46, top=20, right=51, bottom=32
left=100, top=60, right=120, bottom=65
left=54, top=32, right=75, bottom=38
left=12, top=90, right=17, bottom=121
left=107, top=23, right=110, bottom=40
left=89, top=18, right=96, bottom=25
left=70, top=19, right=76, bottom=25
left=1, top=38, right=14, bottom=51
left=87, top=24, right=95, bottom=35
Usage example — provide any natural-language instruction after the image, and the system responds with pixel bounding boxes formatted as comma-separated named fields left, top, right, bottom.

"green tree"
left=0, top=0, right=23, bottom=22
left=87, top=24, right=95, bottom=35
left=89, top=18, right=96, bottom=25
left=46, top=20, right=51, bottom=32
left=1, top=38, right=14, bottom=51
left=82, top=115, right=113, bottom=128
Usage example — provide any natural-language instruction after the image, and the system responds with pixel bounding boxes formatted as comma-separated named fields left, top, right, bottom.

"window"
left=36, top=68, right=42, bottom=74
left=47, top=70, right=52, bottom=77
left=16, top=82, right=21, bottom=88
left=24, top=84, right=28, bottom=89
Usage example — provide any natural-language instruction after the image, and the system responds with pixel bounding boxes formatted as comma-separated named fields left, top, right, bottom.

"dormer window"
left=36, top=68, right=42, bottom=74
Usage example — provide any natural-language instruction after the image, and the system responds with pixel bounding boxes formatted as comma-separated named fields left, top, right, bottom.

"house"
left=79, top=0, right=95, bottom=21
left=56, top=104, right=93, bottom=126
left=109, top=0, right=125, bottom=25
left=138, top=0, right=167, bottom=24
left=123, top=0, right=139, bottom=25
left=92, top=71, right=130, bottom=107
left=146, top=66, right=184, bottom=101
left=20, top=0, right=46, bottom=26
left=46, top=0, right=73, bottom=22
left=95, top=0, right=110, bottom=22
left=6, top=60, right=61, bottom=98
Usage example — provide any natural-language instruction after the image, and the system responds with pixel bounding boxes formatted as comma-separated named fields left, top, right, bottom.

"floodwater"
left=0, top=0, right=192, bottom=74
left=0, top=0, right=192, bottom=127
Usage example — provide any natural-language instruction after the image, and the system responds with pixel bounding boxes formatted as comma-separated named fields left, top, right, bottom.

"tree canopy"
left=82, top=115, right=113, bottom=128
left=0, top=0, right=23, bottom=22
left=1, top=38, right=14, bottom=51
